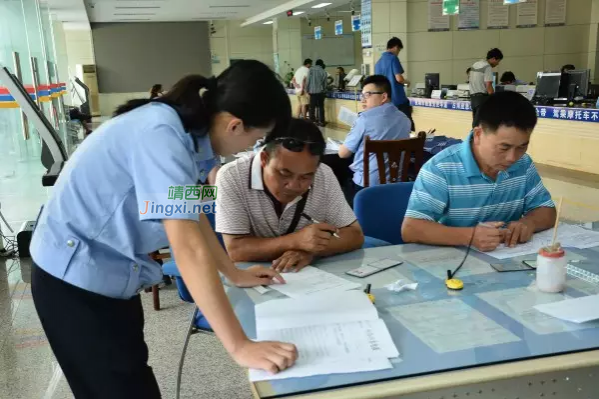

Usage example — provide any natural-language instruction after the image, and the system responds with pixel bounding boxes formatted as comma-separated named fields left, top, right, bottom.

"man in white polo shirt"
left=215, top=118, right=364, bottom=272
left=469, top=48, right=503, bottom=127
left=292, top=58, right=312, bottom=119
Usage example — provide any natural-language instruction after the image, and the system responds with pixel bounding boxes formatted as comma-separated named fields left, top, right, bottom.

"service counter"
left=287, top=89, right=599, bottom=176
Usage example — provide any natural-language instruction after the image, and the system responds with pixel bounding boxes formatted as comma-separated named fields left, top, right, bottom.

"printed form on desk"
left=249, top=290, right=400, bottom=382
left=482, top=224, right=599, bottom=260
left=269, top=266, right=361, bottom=299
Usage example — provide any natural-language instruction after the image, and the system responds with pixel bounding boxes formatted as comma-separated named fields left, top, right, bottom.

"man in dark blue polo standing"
left=375, top=37, right=414, bottom=131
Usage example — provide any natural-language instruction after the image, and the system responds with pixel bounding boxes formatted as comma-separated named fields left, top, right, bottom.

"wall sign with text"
left=335, top=20, right=343, bottom=35
left=361, top=0, right=372, bottom=48
left=409, top=98, right=599, bottom=124
left=314, top=26, right=322, bottom=40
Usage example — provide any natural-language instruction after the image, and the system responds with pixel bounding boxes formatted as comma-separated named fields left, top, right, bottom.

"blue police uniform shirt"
left=374, top=51, right=407, bottom=106
left=30, top=102, right=220, bottom=299
left=405, top=132, right=555, bottom=227
left=343, top=102, right=411, bottom=187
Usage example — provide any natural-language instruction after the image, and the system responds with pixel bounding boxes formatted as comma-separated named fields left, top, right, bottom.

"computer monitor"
left=424, top=73, right=440, bottom=98
left=560, top=69, right=590, bottom=99
left=534, top=72, right=561, bottom=100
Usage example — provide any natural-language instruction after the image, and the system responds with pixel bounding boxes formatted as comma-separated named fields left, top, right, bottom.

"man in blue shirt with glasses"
left=375, top=37, right=414, bottom=131
left=338, top=75, right=411, bottom=206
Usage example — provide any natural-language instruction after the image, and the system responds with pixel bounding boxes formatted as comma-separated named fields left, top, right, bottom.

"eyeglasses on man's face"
left=361, top=91, right=384, bottom=100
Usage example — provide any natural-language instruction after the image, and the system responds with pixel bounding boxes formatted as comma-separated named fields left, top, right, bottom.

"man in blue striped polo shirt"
left=402, top=91, right=556, bottom=252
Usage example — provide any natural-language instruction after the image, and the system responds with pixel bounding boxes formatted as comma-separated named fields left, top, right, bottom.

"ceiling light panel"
left=312, top=3, right=332, bottom=8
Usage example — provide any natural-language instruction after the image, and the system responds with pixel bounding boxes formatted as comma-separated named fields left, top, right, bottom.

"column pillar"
left=276, top=17, right=302, bottom=77
left=588, top=0, right=599, bottom=83
left=362, top=0, right=409, bottom=77
left=272, top=18, right=280, bottom=74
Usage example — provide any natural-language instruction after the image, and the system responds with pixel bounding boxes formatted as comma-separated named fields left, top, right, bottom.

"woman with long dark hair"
left=30, top=60, right=297, bottom=398
left=149, top=83, right=163, bottom=99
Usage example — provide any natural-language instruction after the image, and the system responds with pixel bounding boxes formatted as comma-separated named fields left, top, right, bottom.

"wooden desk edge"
left=251, top=350, right=599, bottom=399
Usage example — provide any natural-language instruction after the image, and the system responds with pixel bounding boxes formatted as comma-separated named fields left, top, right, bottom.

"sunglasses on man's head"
left=266, top=137, right=325, bottom=156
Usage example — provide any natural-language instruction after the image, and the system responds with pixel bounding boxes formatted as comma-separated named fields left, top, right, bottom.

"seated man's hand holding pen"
left=504, top=219, right=535, bottom=247
left=472, top=222, right=508, bottom=252
left=294, top=222, right=340, bottom=253
left=271, top=221, right=341, bottom=273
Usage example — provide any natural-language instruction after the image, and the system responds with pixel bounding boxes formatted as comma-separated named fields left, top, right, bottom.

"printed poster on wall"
left=361, top=0, right=372, bottom=48
left=488, top=0, right=509, bottom=29
left=545, top=0, right=567, bottom=27
left=351, top=15, right=361, bottom=31
left=503, top=0, right=525, bottom=4
left=516, top=0, right=538, bottom=28
left=335, top=20, right=343, bottom=35
left=428, top=0, right=451, bottom=31
left=458, top=0, right=480, bottom=30
left=314, top=26, right=322, bottom=40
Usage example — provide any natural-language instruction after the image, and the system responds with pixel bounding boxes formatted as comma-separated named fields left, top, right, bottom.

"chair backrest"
left=353, top=182, right=414, bottom=245
left=363, top=131, right=426, bottom=187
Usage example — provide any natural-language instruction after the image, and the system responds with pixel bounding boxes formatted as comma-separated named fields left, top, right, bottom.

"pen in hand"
left=301, top=213, right=340, bottom=238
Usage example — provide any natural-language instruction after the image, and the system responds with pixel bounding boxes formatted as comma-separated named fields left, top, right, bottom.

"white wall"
left=64, top=29, right=95, bottom=79
left=52, top=21, right=70, bottom=105
left=277, top=18, right=303, bottom=78
left=408, top=0, right=593, bottom=85
left=370, top=0, right=596, bottom=86
left=209, top=20, right=274, bottom=76
left=300, top=16, right=364, bottom=75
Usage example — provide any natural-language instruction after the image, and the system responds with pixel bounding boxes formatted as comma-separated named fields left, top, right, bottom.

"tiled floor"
left=0, top=125, right=598, bottom=398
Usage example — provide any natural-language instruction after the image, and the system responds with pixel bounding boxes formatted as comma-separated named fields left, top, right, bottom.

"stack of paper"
left=269, top=266, right=362, bottom=299
left=325, top=137, right=342, bottom=154
left=534, top=295, right=599, bottom=324
left=337, top=106, right=358, bottom=127
left=249, top=290, right=400, bottom=381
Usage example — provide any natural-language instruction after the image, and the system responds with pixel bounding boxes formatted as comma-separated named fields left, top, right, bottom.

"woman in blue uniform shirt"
left=30, top=60, right=297, bottom=398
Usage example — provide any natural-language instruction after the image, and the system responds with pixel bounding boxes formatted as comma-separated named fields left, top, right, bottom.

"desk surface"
left=228, top=232, right=599, bottom=398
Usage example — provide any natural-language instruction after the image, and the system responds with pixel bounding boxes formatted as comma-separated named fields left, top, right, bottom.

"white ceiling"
left=86, top=0, right=286, bottom=23
left=46, top=0, right=358, bottom=28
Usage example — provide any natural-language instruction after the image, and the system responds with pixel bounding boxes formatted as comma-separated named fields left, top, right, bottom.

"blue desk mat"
left=230, top=243, right=599, bottom=398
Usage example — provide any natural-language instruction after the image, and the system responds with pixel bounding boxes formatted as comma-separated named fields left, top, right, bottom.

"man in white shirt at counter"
left=292, top=58, right=312, bottom=119
left=469, top=48, right=503, bottom=127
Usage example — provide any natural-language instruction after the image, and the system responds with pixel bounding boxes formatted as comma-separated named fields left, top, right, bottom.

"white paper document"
left=534, top=295, right=599, bottom=324
left=255, top=290, right=378, bottom=333
left=400, top=247, right=493, bottom=279
left=269, top=266, right=361, bottom=299
left=483, top=224, right=599, bottom=260
left=477, top=287, right=588, bottom=334
left=338, top=107, right=358, bottom=127
left=257, top=319, right=398, bottom=358
left=250, top=290, right=400, bottom=381
left=388, top=298, right=520, bottom=353
left=325, top=137, right=342, bottom=155
left=249, top=356, right=392, bottom=382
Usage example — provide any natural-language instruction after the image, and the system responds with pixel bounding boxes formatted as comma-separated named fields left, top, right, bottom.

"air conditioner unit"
left=75, top=64, right=100, bottom=117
